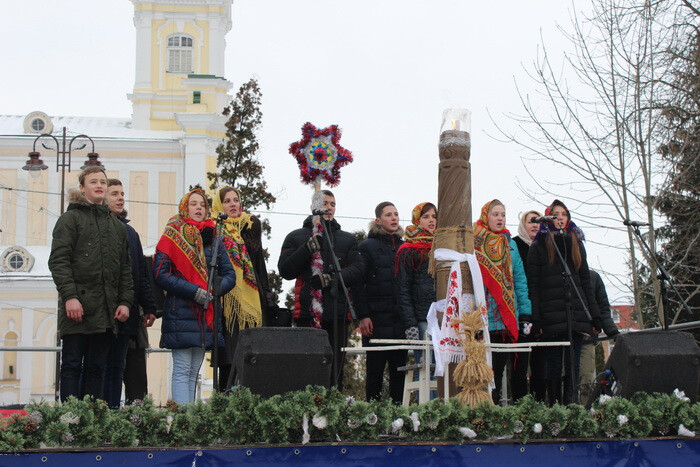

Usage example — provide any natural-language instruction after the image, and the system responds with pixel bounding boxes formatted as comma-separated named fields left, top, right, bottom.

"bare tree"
left=496, top=0, right=678, bottom=326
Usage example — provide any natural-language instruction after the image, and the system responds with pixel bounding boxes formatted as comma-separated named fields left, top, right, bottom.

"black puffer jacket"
left=278, top=216, right=364, bottom=322
left=396, top=246, right=435, bottom=328
left=355, top=222, right=404, bottom=340
left=590, top=270, right=619, bottom=337
left=527, top=233, right=601, bottom=337
left=119, top=215, right=158, bottom=336
left=513, top=236, right=530, bottom=275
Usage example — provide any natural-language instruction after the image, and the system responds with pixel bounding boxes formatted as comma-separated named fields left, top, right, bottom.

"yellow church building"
left=0, top=0, right=235, bottom=405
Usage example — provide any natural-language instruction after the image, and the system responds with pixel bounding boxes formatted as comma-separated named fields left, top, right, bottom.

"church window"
left=193, top=91, right=201, bottom=104
left=167, top=34, right=194, bottom=73
left=30, top=118, right=45, bottom=132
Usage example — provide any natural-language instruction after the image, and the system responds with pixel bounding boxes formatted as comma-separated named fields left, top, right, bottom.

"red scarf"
left=473, top=200, right=518, bottom=340
left=155, top=188, right=216, bottom=328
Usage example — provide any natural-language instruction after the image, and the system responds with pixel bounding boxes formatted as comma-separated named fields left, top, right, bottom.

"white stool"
left=398, top=362, right=437, bottom=406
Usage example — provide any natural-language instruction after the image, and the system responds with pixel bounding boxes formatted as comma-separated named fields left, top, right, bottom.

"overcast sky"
left=1, top=1, right=636, bottom=302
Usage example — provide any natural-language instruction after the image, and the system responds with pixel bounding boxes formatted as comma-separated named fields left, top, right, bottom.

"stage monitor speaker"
left=589, top=331, right=700, bottom=405
left=233, top=327, right=333, bottom=398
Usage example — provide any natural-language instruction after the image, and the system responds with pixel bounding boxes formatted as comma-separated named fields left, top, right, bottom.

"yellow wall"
left=158, top=172, right=177, bottom=232
left=0, top=169, right=17, bottom=244
left=26, top=171, right=48, bottom=245
left=129, top=172, right=149, bottom=242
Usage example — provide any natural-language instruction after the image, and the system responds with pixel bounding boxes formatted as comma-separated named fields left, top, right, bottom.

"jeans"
left=102, top=332, right=130, bottom=408
left=171, top=347, right=206, bottom=403
left=60, top=332, right=111, bottom=402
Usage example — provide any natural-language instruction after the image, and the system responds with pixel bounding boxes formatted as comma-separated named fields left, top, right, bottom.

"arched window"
left=167, top=34, right=194, bottom=73
left=2, top=331, right=18, bottom=380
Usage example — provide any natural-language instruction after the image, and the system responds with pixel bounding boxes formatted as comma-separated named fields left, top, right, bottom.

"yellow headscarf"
left=212, top=187, right=262, bottom=331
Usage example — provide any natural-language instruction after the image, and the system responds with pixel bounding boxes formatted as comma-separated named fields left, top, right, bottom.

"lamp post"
left=22, top=126, right=104, bottom=401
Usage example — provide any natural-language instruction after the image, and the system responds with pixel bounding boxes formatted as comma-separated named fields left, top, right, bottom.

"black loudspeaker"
left=233, top=327, right=333, bottom=398
left=589, top=331, right=700, bottom=405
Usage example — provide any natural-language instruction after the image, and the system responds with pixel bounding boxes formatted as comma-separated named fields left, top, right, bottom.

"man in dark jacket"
left=102, top=179, right=158, bottom=407
left=580, top=270, right=620, bottom=402
left=356, top=202, right=405, bottom=403
left=49, top=167, right=134, bottom=402
left=278, top=190, right=364, bottom=388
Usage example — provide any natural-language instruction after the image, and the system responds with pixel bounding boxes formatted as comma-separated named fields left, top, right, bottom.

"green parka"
left=49, top=188, right=134, bottom=336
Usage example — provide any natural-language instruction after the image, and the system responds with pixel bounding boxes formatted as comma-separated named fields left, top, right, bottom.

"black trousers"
left=490, top=332, right=512, bottom=404
left=529, top=347, right=548, bottom=402
left=123, top=339, right=148, bottom=403
left=365, top=348, right=407, bottom=404
left=60, top=332, right=111, bottom=402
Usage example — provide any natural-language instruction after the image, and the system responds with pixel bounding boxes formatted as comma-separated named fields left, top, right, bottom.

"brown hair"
left=321, top=189, right=334, bottom=198
left=78, top=166, right=107, bottom=186
left=218, top=186, right=241, bottom=203
left=487, top=199, right=504, bottom=213
left=374, top=201, right=396, bottom=219
left=421, top=202, right=438, bottom=219
left=107, top=178, right=123, bottom=188
left=546, top=231, right=582, bottom=270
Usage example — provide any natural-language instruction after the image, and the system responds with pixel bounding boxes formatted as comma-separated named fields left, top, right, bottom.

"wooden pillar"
left=432, top=109, right=474, bottom=399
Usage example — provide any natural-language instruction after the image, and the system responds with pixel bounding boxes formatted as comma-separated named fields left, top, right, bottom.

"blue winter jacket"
left=486, top=238, right=532, bottom=333
left=154, top=242, right=235, bottom=349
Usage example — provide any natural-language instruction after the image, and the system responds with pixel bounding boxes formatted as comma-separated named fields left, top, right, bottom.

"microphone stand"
left=319, top=214, right=356, bottom=388
left=549, top=230, right=592, bottom=405
left=628, top=224, right=693, bottom=330
left=204, top=213, right=227, bottom=393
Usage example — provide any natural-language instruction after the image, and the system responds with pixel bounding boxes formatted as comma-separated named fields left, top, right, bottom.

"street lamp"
left=21, top=126, right=104, bottom=401
left=23, top=126, right=104, bottom=214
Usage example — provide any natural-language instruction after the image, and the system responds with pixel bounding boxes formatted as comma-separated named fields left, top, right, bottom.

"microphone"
left=531, top=215, right=558, bottom=223
left=217, top=212, right=228, bottom=221
left=623, top=219, right=649, bottom=227
left=312, top=208, right=331, bottom=215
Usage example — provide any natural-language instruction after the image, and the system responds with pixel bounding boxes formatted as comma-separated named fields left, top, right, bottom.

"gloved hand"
left=592, top=317, right=603, bottom=333
left=309, top=273, right=332, bottom=290
left=531, top=321, right=542, bottom=337
left=194, top=287, right=213, bottom=306
left=306, top=235, right=322, bottom=254
left=405, top=326, right=420, bottom=340
left=521, top=321, right=532, bottom=336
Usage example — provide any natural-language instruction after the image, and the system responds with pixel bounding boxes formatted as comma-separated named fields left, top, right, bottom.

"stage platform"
left=2, top=438, right=699, bottom=466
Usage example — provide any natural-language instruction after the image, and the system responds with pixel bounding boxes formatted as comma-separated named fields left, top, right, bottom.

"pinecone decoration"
left=28, top=411, right=44, bottom=425
left=24, top=420, right=38, bottom=433
left=130, top=413, right=143, bottom=426
left=592, top=411, right=603, bottom=424
left=514, top=421, right=524, bottom=434
left=550, top=422, right=561, bottom=437
left=313, top=393, right=324, bottom=407
left=347, top=418, right=361, bottom=429
left=165, top=400, right=179, bottom=412
left=131, top=399, right=144, bottom=407
left=471, top=418, right=485, bottom=432
left=658, top=426, right=669, bottom=436
left=427, top=420, right=439, bottom=430
left=61, top=431, right=75, bottom=443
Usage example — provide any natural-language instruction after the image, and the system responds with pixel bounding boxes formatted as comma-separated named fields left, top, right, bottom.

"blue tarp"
left=1, top=439, right=698, bottom=466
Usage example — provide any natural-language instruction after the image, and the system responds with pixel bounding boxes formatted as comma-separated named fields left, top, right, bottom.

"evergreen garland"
left=0, top=387, right=697, bottom=452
